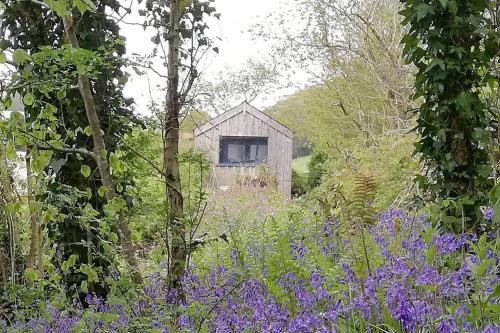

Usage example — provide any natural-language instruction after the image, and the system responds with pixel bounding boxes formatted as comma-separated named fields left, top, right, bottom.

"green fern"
left=350, top=173, right=378, bottom=228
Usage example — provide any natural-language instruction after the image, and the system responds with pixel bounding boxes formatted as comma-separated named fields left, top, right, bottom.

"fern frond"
left=350, top=173, right=378, bottom=227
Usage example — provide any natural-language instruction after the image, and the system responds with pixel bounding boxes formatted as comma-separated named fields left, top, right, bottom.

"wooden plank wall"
left=194, top=109, right=292, bottom=198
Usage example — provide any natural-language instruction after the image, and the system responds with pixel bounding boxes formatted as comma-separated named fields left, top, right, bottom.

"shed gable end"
left=193, top=102, right=293, bottom=138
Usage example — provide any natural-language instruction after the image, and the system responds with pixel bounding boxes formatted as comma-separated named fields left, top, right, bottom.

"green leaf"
left=416, top=3, right=432, bottom=21
left=79, top=264, right=99, bottom=283
left=455, top=92, right=473, bottom=110
left=439, top=0, right=448, bottom=8
left=25, top=268, right=40, bottom=282
left=23, top=93, right=35, bottom=106
left=99, top=149, right=107, bottom=160
left=56, top=89, right=66, bottom=100
left=98, top=186, right=109, bottom=198
left=470, top=259, right=493, bottom=278
left=5, top=203, right=21, bottom=214
left=0, top=52, right=6, bottom=63
left=109, top=153, right=124, bottom=172
left=493, top=199, right=500, bottom=224
left=6, top=141, right=17, bottom=160
left=62, top=254, right=77, bottom=272
left=81, top=165, right=91, bottom=178
left=487, top=285, right=500, bottom=301
left=68, top=254, right=77, bottom=267
left=45, top=0, right=68, bottom=16
left=424, top=58, right=445, bottom=73
left=84, top=126, right=92, bottom=136
left=49, top=274, right=61, bottom=283
left=2, top=97, right=12, bottom=109
left=81, top=281, right=89, bottom=293
left=32, top=150, right=53, bottom=172
left=73, top=0, right=97, bottom=13
left=490, top=183, right=500, bottom=202
left=86, top=187, right=92, bottom=200
left=103, top=198, right=126, bottom=218
left=12, top=49, right=30, bottom=65
left=61, top=261, right=70, bottom=272
left=447, top=1, right=458, bottom=15
left=426, top=244, right=437, bottom=264
left=109, top=232, right=119, bottom=244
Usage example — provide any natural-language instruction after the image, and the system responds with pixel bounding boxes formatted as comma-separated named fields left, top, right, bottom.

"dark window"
left=219, top=137, right=268, bottom=165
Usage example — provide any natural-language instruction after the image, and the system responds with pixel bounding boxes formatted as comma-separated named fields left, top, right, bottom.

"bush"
left=307, top=151, right=329, bottom=189
left=291, top=169, right=308, bottom=197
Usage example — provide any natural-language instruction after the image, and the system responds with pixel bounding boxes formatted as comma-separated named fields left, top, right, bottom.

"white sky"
left=121, top=0, right=294, bottom=116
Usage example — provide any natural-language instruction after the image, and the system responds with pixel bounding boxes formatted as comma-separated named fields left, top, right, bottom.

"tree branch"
left=116, top=134, right=164, bottom=176
left=15, top=129, right=96, bottom=159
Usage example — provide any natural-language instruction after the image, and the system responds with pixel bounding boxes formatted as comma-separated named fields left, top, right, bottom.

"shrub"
left=307, top=151, right=329, bottom=189
left=291, top=169, right=308, bottom=197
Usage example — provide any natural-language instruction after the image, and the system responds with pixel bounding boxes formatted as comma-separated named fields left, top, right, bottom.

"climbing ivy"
left=400, top=0, right=498, bottom=231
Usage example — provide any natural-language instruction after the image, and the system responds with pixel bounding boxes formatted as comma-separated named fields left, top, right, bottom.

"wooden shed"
left=194, top=102, right=294, bottom=198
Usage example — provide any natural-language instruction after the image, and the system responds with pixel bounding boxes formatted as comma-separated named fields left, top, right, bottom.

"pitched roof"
left=193, top=102, right=294, bottom=138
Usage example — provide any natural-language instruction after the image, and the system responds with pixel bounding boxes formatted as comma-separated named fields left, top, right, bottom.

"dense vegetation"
left=0, top=0, right=499, bottom=332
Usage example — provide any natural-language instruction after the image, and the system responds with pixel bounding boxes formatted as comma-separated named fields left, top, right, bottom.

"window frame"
left=218, top=136, right=269, bottom=166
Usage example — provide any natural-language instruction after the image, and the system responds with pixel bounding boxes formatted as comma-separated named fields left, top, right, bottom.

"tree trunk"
left=449, top=113, right=472, bottom=196
left=26, top=156, right=39, bottom=272
left=0, top=249, right=7, bottom=285
left=165, top=0, right=186, bottom=291
left=61, top=14, right=142, bottom=284
left=0, top=143, right=19, bottom=283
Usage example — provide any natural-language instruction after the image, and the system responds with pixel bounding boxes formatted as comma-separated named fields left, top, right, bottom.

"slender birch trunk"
left=26, top=156, right=39, bottom=271
left=61, top=14, right=142, bottom=284
left=164, top=0, right=186, bottom=291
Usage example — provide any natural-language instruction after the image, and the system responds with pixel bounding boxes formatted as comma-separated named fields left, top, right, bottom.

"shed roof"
left=193, top=102, right=294, bottom=138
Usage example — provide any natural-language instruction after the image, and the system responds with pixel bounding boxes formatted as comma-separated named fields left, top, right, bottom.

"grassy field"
left=292, top=155, right=311, bottom=175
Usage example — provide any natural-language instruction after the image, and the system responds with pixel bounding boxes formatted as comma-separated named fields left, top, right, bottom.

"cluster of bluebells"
left=2, top=209, right=499, bottom=332
left=482, top=207, right=494, bottom=221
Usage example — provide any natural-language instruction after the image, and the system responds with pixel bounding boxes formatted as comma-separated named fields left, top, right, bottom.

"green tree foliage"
left=265, top=0, right=415, bottom=149
left=400, top=0, right=498, bottom=231
left=264, top=0, right=419, bottom=207
left=0, top=0, right=141, bottom=293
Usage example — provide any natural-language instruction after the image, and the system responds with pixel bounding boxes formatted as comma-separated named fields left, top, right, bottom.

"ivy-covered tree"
left=400, top=0, right=498, bottom=231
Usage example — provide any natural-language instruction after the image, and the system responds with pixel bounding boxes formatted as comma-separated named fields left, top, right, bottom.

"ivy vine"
left=400, top=0, right=499, bottom=231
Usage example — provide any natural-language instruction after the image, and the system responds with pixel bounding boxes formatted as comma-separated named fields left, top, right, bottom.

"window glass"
left=219, top=137, right=268, bottom=165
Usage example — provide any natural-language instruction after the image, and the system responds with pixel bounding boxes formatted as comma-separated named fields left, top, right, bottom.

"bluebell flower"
left=436, top=317, right=459, bottom=333
left=177, top=314, right=190, bottom=327
left=433, top=233, right=465, bottom=255
left=483, top=324, right=500, bottom=333
left=482, top=207, right=494, bottom=221
left=415, top=266, right=441, bottom=286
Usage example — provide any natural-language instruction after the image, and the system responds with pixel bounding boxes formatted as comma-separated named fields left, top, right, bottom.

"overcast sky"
left=121, top=0, right=293, bottom=116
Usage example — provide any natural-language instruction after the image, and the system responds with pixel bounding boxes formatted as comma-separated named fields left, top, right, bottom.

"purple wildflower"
left=416, top=266, right=441, bottom=286
left=433, top=233, right=465, bottom=255
left=177, top=314, right=190, bottom=327
left=436, top=317, right=459, bottom=333
left=483, top=325, right=500, bottom=333
left=482, top=207, right=494, bottom=221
